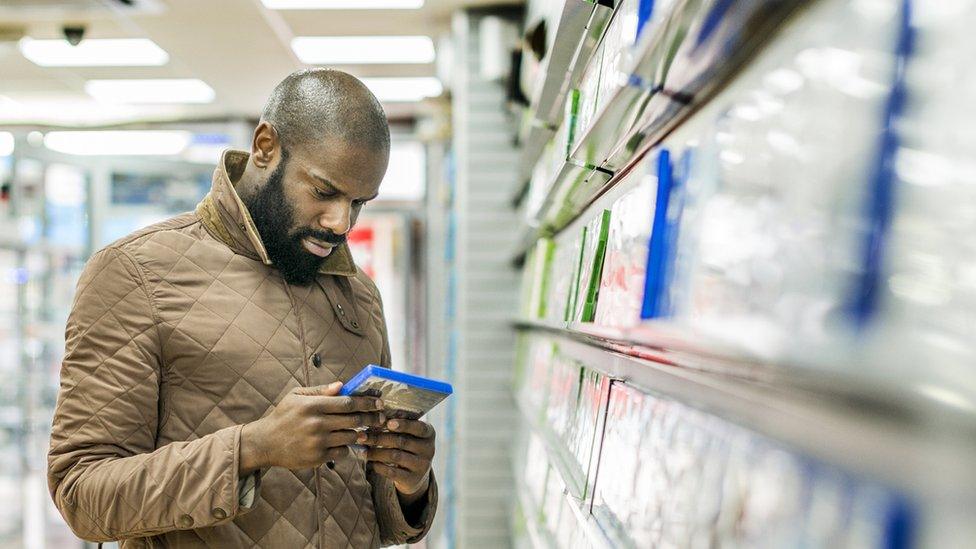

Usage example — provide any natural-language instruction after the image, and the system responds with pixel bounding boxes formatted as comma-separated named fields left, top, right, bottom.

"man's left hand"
left=363, top=419, right=435, bottom=500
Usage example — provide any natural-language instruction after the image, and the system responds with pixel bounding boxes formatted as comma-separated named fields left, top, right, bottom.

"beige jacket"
left=47, top=150, right=436, bottom=548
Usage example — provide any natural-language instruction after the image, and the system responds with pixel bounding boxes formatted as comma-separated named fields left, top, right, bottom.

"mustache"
left=292, top=227, right=347, bottom=246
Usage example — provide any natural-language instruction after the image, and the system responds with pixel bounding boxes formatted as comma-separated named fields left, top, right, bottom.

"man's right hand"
left=239, top=382, right=385, bottom=474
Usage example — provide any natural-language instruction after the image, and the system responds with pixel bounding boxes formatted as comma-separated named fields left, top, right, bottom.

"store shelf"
left=516, top=317, right=976, bottom=428
left=516, top=395, right=589, bottom=501
left=510, top=160, right=613, bottom=266
left=513, top=323, right=976, bottom=501
left=528, top=0, right=615, bottom=129
left=515, top=486, right=555, bottom=549
left=514, top=123, right=556, bottom=203
left=514, top=0, right=815, bottom=264
left=513, top=423, right=615, bottom=549
left=517, top=1, right=616, bottom=191
left=558, top=487, right=613, bottom=549
left=601, top=0, right=810, bottom=172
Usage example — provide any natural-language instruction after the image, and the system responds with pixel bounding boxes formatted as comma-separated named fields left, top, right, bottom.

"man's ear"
left=252, top=121, right=280, bottom=169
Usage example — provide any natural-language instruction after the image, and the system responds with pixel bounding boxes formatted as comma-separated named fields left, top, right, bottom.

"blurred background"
left=2, top=0, right=976, bottom=548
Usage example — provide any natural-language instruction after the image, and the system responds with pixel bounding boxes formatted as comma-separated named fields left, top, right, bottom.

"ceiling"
left=0, top=0, right=520, bottom=127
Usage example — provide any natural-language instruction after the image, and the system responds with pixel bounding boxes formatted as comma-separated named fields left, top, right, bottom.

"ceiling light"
left=0, top=132, right=14, bottom=157
left=19, top=38, right=169, bottom=67
left=85, top=79, right=215, bottom=104
left=291, top=36, right=435, bottom=64
left=360, top=77, right=442, bottom=102
left=263, top=0, right=422, bottom=8
left=44, top=131, right=191, bottom=156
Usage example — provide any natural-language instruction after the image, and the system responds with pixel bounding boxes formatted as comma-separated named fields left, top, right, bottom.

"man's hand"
left=240, top=382, right=385, bottom=474
left=362, top=419, right=435, bottom=502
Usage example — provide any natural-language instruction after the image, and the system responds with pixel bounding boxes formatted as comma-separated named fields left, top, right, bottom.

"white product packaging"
left=576, top=40, right=605, bottom=145
left=859, top=0, right=976, bottom=399
left=595, top=162, right=657, bottom=328
left=664, top=0, right=903, bottom=360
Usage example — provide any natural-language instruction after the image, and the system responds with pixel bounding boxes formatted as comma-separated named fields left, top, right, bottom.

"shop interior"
left=2, top=0, right=975, bottom=548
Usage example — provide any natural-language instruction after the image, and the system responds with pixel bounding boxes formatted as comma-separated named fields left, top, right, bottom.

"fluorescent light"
left=85, top=79, right=215, bottom=104
left=0, top=132, right=14, bottom=157
left=263, top=0, right=422, bottom=8
left=360, top=77, right=442, bottom=102
left=19, top=38, right=169, bottom=67
left=44, top=131, right=191, bottom=156
left=291, top=36, right=435, bottom=64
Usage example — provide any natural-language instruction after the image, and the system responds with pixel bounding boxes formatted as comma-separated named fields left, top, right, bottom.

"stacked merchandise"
left=516, top=334, right=611, bottom=496
left=510, top=0, right=976, bottom=547
left=520, top=238, right=555, bottom=320
left=592, top=382, right=916, bottom=548
left=859, top=0, right=976, bottom=394
left=594, top=151, right=657, bottom=328
left=571, top=209, right=611, bottom=322
left=513, top=336, right=609, bottom=549
left=660, top=0, right=906, bottom=360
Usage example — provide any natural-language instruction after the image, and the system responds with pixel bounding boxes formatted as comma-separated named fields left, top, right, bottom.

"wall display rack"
left=510, top=0, right=976, bottom=547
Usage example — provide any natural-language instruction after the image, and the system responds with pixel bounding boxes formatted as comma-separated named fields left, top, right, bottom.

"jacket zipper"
left=282, top=280, right=323, bottom=549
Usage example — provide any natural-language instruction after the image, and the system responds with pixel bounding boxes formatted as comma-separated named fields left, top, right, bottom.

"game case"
left=340, top=365, right=453, bottom=419
left=574, top=209, right=612, bottom=322
left=595, top=168, right=655, bottom=328
left=565, top=226, right=588, bottom=322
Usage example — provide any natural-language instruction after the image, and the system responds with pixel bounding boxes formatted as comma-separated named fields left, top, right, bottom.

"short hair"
left=261, top=69, right=390, bottom=153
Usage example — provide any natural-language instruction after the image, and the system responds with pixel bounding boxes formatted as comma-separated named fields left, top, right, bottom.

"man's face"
left=244, top=137, right=388, bottom=285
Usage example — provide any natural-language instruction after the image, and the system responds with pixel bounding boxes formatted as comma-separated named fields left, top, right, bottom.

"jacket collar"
left=196, top=149, right=358, bottom=277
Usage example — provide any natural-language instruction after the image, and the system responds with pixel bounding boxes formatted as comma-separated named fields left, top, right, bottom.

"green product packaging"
left=565, top=225, right=589, bottom=322
left=574, top=208, right=612, bottom=322
left=528, top=238, right=555, bottom=319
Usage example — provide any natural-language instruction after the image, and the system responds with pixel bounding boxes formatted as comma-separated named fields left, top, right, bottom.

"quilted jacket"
left=48, top=150, right=437, bottom=548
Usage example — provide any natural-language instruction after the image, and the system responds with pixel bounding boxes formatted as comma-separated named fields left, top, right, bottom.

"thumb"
left=297, top=382, right=343, bottom=396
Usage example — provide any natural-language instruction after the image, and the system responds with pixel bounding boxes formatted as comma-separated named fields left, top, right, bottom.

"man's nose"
left=317, top=202, right=351, bottom=236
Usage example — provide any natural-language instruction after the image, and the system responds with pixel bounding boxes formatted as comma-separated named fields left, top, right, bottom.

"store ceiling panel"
left=0, top=0, right=518, bottom=126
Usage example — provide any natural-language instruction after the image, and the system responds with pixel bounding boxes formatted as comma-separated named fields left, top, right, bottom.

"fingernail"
left=357, top=432, right=367, bottom=444
left=379, top=413, right=387, bottom=424
left=388, top=420, right=399, bottom=431
left=375, top=399, right=384, bottom=409
left=330, top=382, right=342, bottom=389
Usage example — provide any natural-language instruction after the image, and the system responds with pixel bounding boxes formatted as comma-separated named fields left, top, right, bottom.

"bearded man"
left=47, top=69, right=437, bottom=548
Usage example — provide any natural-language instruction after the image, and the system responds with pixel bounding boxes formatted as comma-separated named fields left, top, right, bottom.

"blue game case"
left=340, top=365, right=453, bottom=419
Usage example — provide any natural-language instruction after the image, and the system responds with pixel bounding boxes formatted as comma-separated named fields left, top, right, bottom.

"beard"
left=243, top=153, right=347, bottom=286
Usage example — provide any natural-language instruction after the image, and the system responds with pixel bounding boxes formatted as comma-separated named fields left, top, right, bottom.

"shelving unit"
left=508, top=0, right=976, bottom=547
left=524, top=0, right=614, bottom=128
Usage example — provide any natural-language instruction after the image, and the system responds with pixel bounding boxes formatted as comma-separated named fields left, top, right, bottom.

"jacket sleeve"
left=47, top=247, right=257, bottom=542
left=362, top=273, right=439, bottom=546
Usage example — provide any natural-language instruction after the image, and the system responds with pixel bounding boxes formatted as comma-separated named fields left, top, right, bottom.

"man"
left=47, top=69, right=437, bottom=548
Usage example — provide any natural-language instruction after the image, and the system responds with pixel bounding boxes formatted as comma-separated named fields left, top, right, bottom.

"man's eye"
left=314, top=188, right=334, bottom=199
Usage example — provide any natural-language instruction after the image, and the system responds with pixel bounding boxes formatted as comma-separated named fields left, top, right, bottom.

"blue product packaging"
left=341, top=365, right=453, bottom=420
left=641, top=148, right=674, bottom=319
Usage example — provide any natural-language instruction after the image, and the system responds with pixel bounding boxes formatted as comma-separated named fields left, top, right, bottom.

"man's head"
left=239, top=68, right=390, bottom=285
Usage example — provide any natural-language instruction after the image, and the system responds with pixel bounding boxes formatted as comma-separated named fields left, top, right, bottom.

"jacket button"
left=178, top=514, right=194, bottom=528
left=326, top=460, right=336, bottom=470
left=212, top=507, right=227, bottom=520
left=311, top=353, right=321, bottom=368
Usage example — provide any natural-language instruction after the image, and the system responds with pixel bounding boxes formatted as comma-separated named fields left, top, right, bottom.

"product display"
left=509, top=0, right=972, bottom=547
left=594, top=166, right=655, bottom=328
left=855, top=0, right=976, bottom=395
left=572, top=209, right=611, bottom=323
left=591, top=381, right=917, bottom=548
left=522, top=237, right=556, bottom=320
left=575, top=42, right=604, bottom=154
left=661, top=0, right=903, bottom=358
left=565, top=225, right=588, bottom=322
